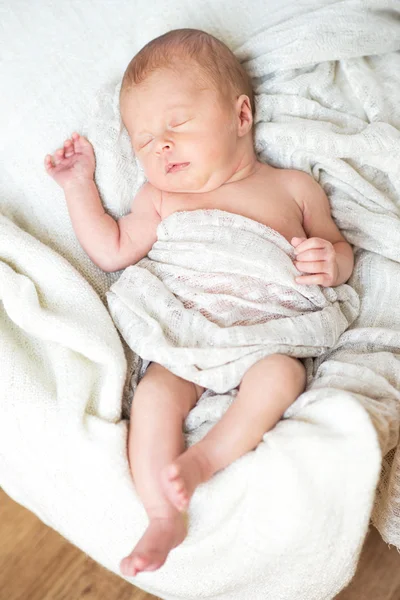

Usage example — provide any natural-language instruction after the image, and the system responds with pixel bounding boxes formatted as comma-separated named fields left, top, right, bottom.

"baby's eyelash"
left=139, top=138, right=152, bottom=149
left=137, top=119, right=192, bottom=149
left=172, top=118, right=193, bottom=128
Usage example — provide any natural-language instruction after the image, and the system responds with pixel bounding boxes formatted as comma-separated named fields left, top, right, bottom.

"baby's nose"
left=156, top=138, right=173, bottom=154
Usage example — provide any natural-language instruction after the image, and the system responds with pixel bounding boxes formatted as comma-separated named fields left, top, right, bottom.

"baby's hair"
left=120, top=28, right=254, bottom=114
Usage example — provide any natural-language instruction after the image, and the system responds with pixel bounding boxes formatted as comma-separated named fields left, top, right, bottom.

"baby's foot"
left=161, top=446, right=212, bottom=512
left=120, top=513, right=187, bottom=577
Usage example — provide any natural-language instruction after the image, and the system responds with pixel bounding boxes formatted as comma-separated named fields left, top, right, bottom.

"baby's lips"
left=165, top=161, right=190, bottom=174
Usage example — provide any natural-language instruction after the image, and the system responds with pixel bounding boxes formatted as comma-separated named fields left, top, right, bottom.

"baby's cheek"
left=209, top=132, right=233, bottom=162
left=143, top=158, right=159, bottom=179
left=139, top=161, right=160, bottom=188
left=201, top=142, right=224, bottom=168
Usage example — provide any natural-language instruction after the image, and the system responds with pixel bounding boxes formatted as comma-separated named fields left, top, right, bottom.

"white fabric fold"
left=107, top=209, right=360, bottom=392
left=1, top=1, right=400, bottom=599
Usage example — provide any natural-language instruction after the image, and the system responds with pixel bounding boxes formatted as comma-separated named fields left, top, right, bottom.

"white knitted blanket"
left=107, top=209, right=360, bottom=393
left=1, top=1, right=400, bottom=599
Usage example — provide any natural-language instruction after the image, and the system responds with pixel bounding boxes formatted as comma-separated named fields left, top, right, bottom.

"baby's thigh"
left=135, top=362, right=204, bottom=417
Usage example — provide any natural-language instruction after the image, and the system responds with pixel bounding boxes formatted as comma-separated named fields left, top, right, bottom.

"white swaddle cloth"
left=107, top=209, right=360, bottom=393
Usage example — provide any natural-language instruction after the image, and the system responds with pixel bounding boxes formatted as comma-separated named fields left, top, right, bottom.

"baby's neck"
left=223, top=132, right=261, bottom=185
left=223, top=150, right=261, bottom=186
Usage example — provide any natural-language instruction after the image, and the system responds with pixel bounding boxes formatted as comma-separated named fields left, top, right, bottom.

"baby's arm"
left=45, top=133, right=161, bottom=272
left=287, top=171, right=354, bottom=286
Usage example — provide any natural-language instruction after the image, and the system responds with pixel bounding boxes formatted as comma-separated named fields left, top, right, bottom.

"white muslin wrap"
left=107, top=209, right=360, bottom=393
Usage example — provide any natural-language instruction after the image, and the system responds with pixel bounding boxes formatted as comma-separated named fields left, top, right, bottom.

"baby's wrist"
left=62, top=175, right=95, bottom=193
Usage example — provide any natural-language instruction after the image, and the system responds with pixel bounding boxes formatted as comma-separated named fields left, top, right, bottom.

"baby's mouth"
left=166, top=162, right=190, bottom=174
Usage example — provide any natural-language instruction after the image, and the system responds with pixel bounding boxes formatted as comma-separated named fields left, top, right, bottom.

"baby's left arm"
left=288, top=172, right=354, bottom=287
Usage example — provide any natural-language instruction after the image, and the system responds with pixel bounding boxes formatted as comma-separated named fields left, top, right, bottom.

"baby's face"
left=120, top=67, right=240, bottom=193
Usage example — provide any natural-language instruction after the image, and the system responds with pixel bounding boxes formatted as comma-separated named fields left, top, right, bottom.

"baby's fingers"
left=295, top=260, right=326, bottom=274
left=71, top=131, right=92, bottom=152
left=296, top=274, right=327, bottom=286
left=64, top=138, right=75, bottom=158
left=294, top=248, right=326, bottom=262
left=52, top=147, right=66, bottom=165
left=44, top=154, right=54, bottom=170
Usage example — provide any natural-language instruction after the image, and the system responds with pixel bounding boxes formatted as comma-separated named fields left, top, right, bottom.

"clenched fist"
left=291, top=236, right=339, bottom=287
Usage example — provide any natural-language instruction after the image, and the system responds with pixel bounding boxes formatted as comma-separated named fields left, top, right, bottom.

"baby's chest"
left=162, top=187, right=305, bottom=242
left=222, top=192, right=302, bottom=237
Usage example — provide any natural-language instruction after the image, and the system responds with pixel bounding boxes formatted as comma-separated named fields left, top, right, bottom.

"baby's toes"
left=176, top=488, right=189, bottom=509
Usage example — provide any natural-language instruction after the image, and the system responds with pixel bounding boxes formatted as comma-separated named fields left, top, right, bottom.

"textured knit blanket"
left=1, top=2, right=400, bottom=600
left=107, top=209, right=360, bottom=393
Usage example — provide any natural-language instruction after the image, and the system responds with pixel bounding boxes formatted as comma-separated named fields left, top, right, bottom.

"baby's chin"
left=148, top=169, right=221, bottom=194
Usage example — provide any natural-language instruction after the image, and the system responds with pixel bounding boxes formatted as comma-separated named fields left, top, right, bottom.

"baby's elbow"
left=93, top=241, right=144, bottom=272
left=100, top=263, right=120, bottom=273
left=97, top=252, right=136, bottom=273
left=90, top=253, right=122, bottom=273
left=98, top=258, right=123, bottom=273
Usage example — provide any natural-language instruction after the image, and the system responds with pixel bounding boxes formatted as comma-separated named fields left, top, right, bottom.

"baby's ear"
left=236, top=95, right=253, bottom=137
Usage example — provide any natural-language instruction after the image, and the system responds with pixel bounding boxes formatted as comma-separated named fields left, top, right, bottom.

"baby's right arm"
left=109, top=181, right=161, bottom=271
left=45, top=133, right=161, bottom=272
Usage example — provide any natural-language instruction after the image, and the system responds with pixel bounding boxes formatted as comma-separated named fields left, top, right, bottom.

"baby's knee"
left=273, top=355, right=306, bottom=391
left=135, top=363, right=202, bottom=416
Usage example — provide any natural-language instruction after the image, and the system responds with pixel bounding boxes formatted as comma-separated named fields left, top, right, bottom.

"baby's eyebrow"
left=165, top=102, right=192, bottom=111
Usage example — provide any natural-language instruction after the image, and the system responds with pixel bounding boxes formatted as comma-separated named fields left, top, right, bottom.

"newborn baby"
left=45, top=28, right=354, bottom=578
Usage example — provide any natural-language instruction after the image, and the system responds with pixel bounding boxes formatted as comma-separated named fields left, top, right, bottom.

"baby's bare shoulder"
left=256, top=164, right=312, bottom=188
left=276, top=168, right=316, bottom=190
left=273, top=168, right=324, bottom=208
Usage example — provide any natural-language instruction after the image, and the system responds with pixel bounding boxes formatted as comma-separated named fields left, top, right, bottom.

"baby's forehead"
left=123, top=94, right=196, bottom=123
left=123, top=79, right=211, bottom=116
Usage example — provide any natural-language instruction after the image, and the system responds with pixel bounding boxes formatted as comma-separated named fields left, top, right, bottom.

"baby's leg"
left=120, top=363, right=203, bottom=577
left=161, top=354, right=306, bottom=512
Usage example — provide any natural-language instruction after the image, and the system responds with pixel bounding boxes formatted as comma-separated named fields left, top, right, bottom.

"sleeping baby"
left=44, top=28, right=356, bottom=578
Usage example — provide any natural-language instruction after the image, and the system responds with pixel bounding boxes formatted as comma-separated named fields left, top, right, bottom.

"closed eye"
left=139, top=138, right=153, bottom=150
left=171, top=118, right=193, bottom=128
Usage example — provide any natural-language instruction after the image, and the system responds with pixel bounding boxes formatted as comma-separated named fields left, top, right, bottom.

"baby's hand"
left=44, top=132, right=95, bottom=189
left=291, top=237, right=339, bottom=287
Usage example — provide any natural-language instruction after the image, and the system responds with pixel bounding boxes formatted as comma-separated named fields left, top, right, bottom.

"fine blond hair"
left=120, top=28, right=254, bottom=114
